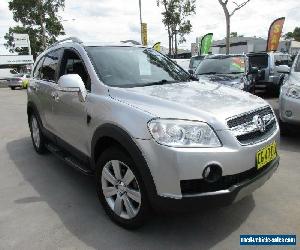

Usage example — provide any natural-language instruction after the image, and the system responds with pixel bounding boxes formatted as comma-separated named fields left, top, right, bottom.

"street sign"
left=13, top=33, right=29, bottom=48
left=0, top=55, right=34, bottom=66
left=141, top=23, right=147, bottom=46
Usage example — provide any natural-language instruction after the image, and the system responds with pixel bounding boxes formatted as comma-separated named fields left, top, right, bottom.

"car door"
left=33, top=49, right=63, bottom=132
left=51, top=48, right=91, bottom=156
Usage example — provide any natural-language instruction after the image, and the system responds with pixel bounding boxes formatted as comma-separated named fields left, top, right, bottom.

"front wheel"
left=10, top=86, right=15, bottom=90
left=29, top=114, right=47, bottom=154
left=96, top=147, right=149, bottom=229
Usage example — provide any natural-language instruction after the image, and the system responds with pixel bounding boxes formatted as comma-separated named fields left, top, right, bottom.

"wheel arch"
left=91, top=124, right=157, bottom=200
left=27, top=101, right=42, bottom=126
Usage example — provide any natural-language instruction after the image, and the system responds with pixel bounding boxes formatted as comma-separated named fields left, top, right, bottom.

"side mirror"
left=276, top=65, right=290, bottom=74
left=188, top=69, right=194, bottom=74
left=57, top=74, right=87, bottom=102
left=249, top=67, right=259, bottom=75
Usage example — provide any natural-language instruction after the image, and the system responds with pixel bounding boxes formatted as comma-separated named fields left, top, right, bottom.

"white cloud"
left=0, top=0, right=300, bottom=54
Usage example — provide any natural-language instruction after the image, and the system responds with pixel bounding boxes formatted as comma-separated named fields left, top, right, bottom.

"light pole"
left=139, top=0, right=142, bottom=44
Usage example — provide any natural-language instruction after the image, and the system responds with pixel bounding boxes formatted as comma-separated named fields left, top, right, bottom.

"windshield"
left=86, top=46, right=191, bottom=87
left=195, top=56, right=245, bottom=75
left=189, top=56, right=204, bottom=69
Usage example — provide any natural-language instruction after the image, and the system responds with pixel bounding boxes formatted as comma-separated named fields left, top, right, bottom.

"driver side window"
left=59, top=49, right=91, bottom=91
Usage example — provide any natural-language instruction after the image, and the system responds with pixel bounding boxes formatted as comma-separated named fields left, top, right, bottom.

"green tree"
left=293, top=27, right=300, bottom=42
left=230, top=31, right=244, bottom=38
left=283, top=31, right=294, bottom=40
left=283, top=27, right=300, bottom=42
left=157, top=0, right=196, bottom=56
left=4, top=0, right=65, bottom=58
left=217, top=0, right=251, bottom=54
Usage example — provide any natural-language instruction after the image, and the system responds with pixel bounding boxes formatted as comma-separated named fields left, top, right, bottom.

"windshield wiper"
left=141, top=79, right=178, bottom=87
left=228, top=71, right=243, bottom=74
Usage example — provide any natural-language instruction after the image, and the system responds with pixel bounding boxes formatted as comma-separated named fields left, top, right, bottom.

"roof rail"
left=47, top=37, right=83, bottom=49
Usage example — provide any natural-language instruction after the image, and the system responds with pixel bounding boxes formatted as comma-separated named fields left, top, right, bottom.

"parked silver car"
left=7, top=73, right=30, bottom=90
left=279, top=52, right=300, bottom=127
left=247, top=52, right=292, bottom=94
left=195, top=54, right=256, bottom=92
left=27, top=37, right=280, bottom=229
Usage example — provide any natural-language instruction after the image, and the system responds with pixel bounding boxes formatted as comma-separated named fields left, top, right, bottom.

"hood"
left=198, top=73, right=244, bottom=88
left=108, top=81, right=267, bottom=130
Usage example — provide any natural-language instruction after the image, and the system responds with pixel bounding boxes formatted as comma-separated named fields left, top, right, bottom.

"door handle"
left=51, top=92, right=59, bottom=101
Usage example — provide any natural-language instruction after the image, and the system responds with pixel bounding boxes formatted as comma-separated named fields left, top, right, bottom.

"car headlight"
left=286, top=85, right=300, bottom=99
left=147, top=119, right=221, bottom=148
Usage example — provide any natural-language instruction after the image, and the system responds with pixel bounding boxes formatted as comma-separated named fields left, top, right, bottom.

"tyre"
left=10, top=86, right=15, bottom=90
left=29, top=113, right=47, bottom=154
left=96, top=147, right=149, bottom=229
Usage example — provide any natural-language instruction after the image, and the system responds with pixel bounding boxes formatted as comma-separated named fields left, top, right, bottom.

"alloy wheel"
left=31, top=116, right=40, bottom=148
left=101, top=160, right=141, bottom=219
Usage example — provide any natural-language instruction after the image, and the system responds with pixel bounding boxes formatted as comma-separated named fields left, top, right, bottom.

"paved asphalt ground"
left=0, top=88, right=299, bottom=250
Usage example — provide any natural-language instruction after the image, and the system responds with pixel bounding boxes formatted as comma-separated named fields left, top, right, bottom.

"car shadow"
left=7, top=137, right=255, bottom=249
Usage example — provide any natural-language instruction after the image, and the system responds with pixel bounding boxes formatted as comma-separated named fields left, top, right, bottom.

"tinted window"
left=86, top=47, right=190, bottom=88
left=40, top=49, right=62, bottom=81
left=33, top=58, right=44, bottom=79
left=249, top=55, right=268, bottom=69
left=195, top=56, right=245, bottom=75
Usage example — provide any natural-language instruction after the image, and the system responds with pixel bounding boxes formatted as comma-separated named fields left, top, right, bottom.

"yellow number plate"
left=256, top=142, right=277, bottom=169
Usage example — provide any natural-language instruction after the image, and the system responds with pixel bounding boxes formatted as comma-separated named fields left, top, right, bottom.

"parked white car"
left=279, top=52, right=300, bottom=129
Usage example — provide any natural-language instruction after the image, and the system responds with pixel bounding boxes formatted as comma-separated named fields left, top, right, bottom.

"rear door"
left=37, top=49, right=63, bottom=132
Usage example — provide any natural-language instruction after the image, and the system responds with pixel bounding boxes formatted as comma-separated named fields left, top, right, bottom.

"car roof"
left=247, top=51, right=289, bottom=56
left=205, top=54, right=244, bottom=59
left=36, top=39, right=148, bottom=63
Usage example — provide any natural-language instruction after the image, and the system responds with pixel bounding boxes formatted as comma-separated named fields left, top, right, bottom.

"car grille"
left=227, top=106, right=277, bottom=145
left=181, top=160, right=274, bottom=195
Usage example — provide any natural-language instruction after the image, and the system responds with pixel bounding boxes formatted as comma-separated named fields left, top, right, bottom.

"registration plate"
left=256, top=142, right=277, bottom=169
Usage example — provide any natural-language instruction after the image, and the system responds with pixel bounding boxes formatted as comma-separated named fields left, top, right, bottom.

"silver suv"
left=247, top=52, right=292, bottom=94
left=27, top=37, right=280, bottom=229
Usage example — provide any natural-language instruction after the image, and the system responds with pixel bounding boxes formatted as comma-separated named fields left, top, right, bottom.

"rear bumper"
left=150, top=157, right=279, bottom=212
left=256, top=76, right=281, bottom=86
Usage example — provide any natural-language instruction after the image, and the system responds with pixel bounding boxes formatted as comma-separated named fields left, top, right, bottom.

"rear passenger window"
left=40, top=49, right=63, bottom=81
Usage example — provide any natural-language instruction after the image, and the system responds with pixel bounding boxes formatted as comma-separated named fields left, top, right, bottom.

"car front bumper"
left=136, top=125, right=280, bottom=200
left=150, top=157, right=279, bottom=212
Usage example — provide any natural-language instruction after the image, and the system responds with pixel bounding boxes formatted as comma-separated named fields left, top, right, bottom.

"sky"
left=0, top=0, right=300, bottom=54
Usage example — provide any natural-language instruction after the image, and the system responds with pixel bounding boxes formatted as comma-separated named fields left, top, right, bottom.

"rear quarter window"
left=40, top=49, right=63, bottom=82
left=33, top=57, right=44, bottom=79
